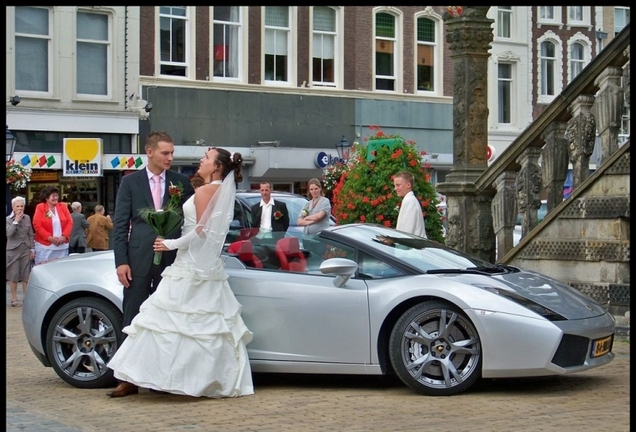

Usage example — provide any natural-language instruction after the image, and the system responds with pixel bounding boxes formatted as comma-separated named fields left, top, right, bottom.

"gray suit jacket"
left=112, top=169, right=194, bottom=277
left=6, top=214, right=35, bottom=251
left=70, top=211, right=89, bottom=247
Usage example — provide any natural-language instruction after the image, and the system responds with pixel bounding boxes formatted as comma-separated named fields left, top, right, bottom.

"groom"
left=109, top=131, right=194, bottom=397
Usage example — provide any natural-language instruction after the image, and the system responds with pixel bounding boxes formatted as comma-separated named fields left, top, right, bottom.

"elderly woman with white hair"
left=6, top=196, right=35, bottom=307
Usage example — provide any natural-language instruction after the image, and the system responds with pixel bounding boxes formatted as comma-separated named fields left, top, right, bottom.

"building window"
left=614, top=7, right=630, bottom=36
left=497, top=63, right=512, bottom=124
left=569, top=42, right=585, bottom=81
left=538, top=6, right=561, bottom=26
left=569, top=7, right=582, bottom=22
left=540, top=41, right=556, bottom=96
left=76, top=11, right=110, bottom=97
left=159, top=6, right=188, bottom=77
left=264, top=6, right=291, bottom=83
left=539, top=6, right=554, bottom=21
left=311, top=6, right=336, bottom=87
left=14, top=6, right=51, bottom=94
left=375, top=12, right=396, bottom=91
left=497, top=6, right=512, bottom=39
left=212, top=6, right=241, bottom=80
left=416, top=17, right=437, bottom=92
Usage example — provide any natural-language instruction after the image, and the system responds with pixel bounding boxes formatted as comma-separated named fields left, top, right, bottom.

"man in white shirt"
left=250, top=181, right=289, bottom=240
left=393, top=171, right=427, bottom=238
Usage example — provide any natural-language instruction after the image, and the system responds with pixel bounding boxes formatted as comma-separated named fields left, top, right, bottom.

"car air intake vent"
left=551, top=334, right=589, bottom=367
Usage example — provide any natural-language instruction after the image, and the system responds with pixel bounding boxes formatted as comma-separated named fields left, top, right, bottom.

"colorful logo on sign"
left=110, top=156, right=145, bottom=169
left=20, top=154, right=57, bottom=168
left=63, top=138, right=103, bottom=176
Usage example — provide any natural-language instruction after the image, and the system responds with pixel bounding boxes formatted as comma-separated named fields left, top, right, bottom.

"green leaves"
left=138, top=207, right=183, bottom=237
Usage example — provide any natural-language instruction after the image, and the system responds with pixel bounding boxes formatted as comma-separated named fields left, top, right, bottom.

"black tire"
left=389, top=300, right=482, bottom=396
left=45, top=297, right=123, bottom=389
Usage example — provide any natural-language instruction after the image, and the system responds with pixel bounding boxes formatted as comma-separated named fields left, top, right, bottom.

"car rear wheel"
left=389, top=301, right=482, bottom=396
left=45, top=297, right=123, bottom=388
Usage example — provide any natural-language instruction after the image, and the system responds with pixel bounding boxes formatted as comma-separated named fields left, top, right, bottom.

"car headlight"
left=481, top=286, right=566, bottom=321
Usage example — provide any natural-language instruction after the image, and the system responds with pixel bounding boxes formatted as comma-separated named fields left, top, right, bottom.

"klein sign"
left=63, top=138, right=103, bottom=176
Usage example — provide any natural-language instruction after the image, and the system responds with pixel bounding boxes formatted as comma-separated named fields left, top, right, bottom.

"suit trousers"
left=121, top=262, right=166, bottom=335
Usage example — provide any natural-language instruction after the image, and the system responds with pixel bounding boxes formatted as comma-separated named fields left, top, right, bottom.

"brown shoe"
left=106, top=382, right=139, bottom=398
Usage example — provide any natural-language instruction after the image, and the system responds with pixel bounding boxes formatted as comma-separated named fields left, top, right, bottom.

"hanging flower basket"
left=6, top=159, right=32, bottom=192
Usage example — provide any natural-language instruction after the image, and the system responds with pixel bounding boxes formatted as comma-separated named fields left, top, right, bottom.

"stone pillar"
left=436, top=6, right=495, bottom=262
left=565, top=95, right=596, bottom=187
left=516, top=148, right=542, bottom=237
left=540, top=121, right=568, bottom=212
left=594, top=66, right=624, bottom=165
left=491, top=171, right=517, bottom=257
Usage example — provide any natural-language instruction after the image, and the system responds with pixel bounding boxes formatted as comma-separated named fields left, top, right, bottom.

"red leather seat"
left=228, top=240, right=263, bottom=269
left=275, top=237, right=307, bottom=272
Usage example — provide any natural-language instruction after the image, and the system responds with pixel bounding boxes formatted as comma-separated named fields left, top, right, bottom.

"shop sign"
left=314, top=151, right=345, bottom=169
left=104, top=154, right=147, bottom=170
left=63, top=138, right=103, bottom=176
left=30, top=171, right=59, bottom=182
left=13, top=152, right=61, bottom=169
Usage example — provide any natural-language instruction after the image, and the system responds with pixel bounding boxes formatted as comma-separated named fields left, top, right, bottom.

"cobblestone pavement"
left=6, top=285, right=630, bottom=432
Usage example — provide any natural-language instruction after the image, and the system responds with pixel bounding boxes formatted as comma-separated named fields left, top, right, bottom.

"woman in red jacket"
left=32, top=186, right=73, bottom=265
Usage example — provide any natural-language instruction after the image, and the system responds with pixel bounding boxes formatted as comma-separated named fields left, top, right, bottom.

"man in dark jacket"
left=250, top=181, right=289, bottom=241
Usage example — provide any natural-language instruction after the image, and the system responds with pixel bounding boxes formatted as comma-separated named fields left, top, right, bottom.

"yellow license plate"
left=591, top=335, right=612, bottom=358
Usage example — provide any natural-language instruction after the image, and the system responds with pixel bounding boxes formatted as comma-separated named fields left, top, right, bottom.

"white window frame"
left=157, top=6, right=192, bottom=79
left=496, top=6, right=513, bottom=40
left=614, top=7, right=630, bottom=36
left=567, top=33, right=592, bottom=83
left=373, top=8, right=402, bottom=93
left=537, top=6, right=563, bottom=28
left=210, top=6, right=246, bottom=82
left=537, top=31, right=563, bottom=104
left=263, top=6, right=296, bottom=87
left=497, top=62, right=514, bottom=125
left=566, top=6, right=592, bottom=30
left=309, top=6, right=341, bottom=89
left=75, top=9, right=112, bottom=99
left=13, top=6, right=54, bottom=97
left=414, top=8, right=442, bottom=95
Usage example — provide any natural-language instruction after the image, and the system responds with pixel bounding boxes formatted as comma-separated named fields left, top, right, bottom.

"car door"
left=225, top=240, right=370, bottom=365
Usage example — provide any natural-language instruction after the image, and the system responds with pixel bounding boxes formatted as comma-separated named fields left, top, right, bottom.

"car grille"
left=551, top=334, right=593, bottom=367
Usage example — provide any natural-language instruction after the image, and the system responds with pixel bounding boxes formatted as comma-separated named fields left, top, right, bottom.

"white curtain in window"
left=15, top=7, right=49, bottom=92
left=228, top=6, right=239, bottom=77
left=265, top=30, right=287, bottom=55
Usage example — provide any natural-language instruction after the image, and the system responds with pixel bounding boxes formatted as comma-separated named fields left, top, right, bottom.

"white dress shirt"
left=259, top=199, right=274, bottom=231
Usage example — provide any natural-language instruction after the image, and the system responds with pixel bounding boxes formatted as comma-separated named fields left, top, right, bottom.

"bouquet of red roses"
left=139, top=181, right=185, bottom=265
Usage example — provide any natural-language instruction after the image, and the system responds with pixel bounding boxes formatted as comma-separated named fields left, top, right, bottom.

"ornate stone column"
left=491, top=171, right=517, bottom=257
left=540, top=121, right=568, bottom=211
left=566, top=95, right=596, bottom=187
left=436, top=6, right=495, bottom=262
left=623, top=47, right=630, bottom=109
left=594, top=66, right=624, bottom=165
left=516, top=148, right=542, bottom=237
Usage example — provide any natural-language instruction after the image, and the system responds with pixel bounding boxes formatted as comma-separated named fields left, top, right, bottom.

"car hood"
left=438, top=268, right=607, bottom=320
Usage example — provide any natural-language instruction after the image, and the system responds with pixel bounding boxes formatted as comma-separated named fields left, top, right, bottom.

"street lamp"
left=6, top=125, right=18, bottom=215
left=6, top=125, right=17, bottom=162
left=335, top=135, right=351, bottom=162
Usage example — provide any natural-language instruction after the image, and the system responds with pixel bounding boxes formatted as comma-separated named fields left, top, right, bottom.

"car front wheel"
left=45, top=297, right=123, bottom=388
left=389, top=301, right=482, bottom=396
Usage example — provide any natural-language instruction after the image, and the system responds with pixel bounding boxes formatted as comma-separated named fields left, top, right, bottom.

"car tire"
left=45, top=297, right=123, bottom=389
left=389, top=300, right=482, bottom=396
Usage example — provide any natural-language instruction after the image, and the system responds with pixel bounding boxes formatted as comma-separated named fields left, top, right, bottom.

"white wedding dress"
left=107, top=191, right=254, bottom=398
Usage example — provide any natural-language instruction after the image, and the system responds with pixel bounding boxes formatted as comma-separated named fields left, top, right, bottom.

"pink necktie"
left=152, top=174, right=162, bottom=209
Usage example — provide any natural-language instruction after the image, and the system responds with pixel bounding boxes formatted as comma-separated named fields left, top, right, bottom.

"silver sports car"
left=22, top=223, right=616, bottom=396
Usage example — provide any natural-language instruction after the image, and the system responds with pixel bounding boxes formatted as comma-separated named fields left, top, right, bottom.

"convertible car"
left=22, top=224, right=615, bottom=396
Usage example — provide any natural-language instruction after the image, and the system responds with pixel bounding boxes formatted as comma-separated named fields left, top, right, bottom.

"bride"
left=107, top=147, right=253, bottom=398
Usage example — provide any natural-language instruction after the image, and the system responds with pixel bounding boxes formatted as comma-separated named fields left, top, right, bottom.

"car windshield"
left=336, top=224, right=494, bottom=272
left=242, top=194, right=335, bottom=226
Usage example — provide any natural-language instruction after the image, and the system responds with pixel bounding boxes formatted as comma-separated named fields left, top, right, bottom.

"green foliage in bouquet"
left=328, top=126, right=445, bottom=243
